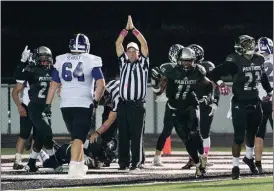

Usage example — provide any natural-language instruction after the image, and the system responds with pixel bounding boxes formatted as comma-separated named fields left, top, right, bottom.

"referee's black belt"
left=119, top=98, right=145, bottom=105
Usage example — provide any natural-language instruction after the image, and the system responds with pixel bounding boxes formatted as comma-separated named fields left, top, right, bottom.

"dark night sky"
left=1, top=1, right=273, bottom=81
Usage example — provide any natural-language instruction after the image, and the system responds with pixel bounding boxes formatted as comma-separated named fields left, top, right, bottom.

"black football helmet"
left=234, top=35, right=256, bottom=55
left=32, top=46, right=53, bottom=68
left=188, top=44, right=204, bottom=62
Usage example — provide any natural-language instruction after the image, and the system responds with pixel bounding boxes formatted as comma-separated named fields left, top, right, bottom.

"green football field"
left=24, top=176, right=272, bottom=191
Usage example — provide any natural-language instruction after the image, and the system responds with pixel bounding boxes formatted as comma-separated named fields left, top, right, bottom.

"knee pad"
left=234, top=135, right=244, bottom=145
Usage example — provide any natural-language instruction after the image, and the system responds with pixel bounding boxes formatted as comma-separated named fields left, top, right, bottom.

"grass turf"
left=24, top=176, right=273, bottom=191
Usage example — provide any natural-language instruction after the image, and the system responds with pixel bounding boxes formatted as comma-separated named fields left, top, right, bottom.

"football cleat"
left=232, top=166, right=240, bottom=180
left=243, top=157, right=259, bottom=175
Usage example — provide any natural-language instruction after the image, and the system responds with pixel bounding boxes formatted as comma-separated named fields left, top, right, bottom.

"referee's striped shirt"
left=118, top=52, right=149, bottom=101
left=106, top=80, right=120, bottom=112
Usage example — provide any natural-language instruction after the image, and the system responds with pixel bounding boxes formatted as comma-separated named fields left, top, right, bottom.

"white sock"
left=84, top=139, right=90, bottom=149
left=203, top=137, right=211, bottom=156
left=46, top=148, right=55, bottom=156
left=15, top=153, right=22, bottom=163
left=232, top=157, right=239, bottom=167
left=70, top=161, right=78, bottom=165
left=37, top=150, right=49, bottom=163
left=245, top=146, right=254, bottom=159
left=203, top=137, right=211, bottom=147
left=30, top=150, right=39, bottom=159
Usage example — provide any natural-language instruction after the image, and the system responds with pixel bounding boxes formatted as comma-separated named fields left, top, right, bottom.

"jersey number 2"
left=62, top=62, right=85, bottom=82
left=38, top=82, right=47, bottom=98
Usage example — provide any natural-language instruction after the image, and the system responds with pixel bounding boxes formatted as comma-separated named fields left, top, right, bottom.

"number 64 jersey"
left=53, top=53, right=102, bottom=108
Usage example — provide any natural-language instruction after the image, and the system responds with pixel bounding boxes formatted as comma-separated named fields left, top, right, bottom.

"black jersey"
left=210, top=52, right=272, bottom=101
left=160, top=63, right=213, bottom=109
left=16, top=65, right=52, bottom=104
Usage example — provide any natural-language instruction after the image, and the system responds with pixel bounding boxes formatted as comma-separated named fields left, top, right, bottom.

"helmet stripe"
left=75, top=33, right=81, bottom=51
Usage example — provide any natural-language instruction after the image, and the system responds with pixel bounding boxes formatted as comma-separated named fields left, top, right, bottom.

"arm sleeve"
left=91, top=67, right=104, bottom=80
left=14, top=62, right=28, bottom=83
left=213, top=87, right=220, bottom=105
left=261, top=72, right=273, bottom=93
left=51, top=67, right=61, bottom=83
left=209, top=61, right=238, bottom=84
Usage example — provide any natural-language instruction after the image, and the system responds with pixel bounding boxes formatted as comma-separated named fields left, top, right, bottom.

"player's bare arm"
left=46, top=81, right=61, bottom=105
left=94, top=79, right=105, bottom=102
left=12, top=82, right=27, bottom=117
left=89, top=111, right=117, bottom=143
left=129, top=15, right=149, bottom=57
left=115, top=16, right=131, bottom=57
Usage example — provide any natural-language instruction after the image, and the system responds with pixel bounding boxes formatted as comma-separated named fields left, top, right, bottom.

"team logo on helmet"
left=168, top=44, right=184, bottom=63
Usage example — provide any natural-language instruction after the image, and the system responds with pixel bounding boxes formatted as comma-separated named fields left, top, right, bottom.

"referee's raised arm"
left=128, top=16, right=148, bottom=57
left=115, top=16, right=129, bottom=57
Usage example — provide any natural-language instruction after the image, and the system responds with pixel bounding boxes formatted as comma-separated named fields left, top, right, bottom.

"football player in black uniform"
left=151, top=44, right=184, bottom=166
left=153, top=47, right=213, bottom=177
left=209, top=35, right=273, bottom=179
left=16, top=46, right=60, bottom=172
left=42, top=137, right=118, bottom=170
left=181, top=44, right=219, bottom=169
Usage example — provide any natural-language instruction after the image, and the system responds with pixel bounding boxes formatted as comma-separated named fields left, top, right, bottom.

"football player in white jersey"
left=254, top=37, right=273, bottom=174
left=44, top=33, right=105, bottom=178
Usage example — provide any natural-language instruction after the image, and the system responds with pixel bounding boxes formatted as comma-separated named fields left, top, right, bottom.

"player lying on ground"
left=42, top=138, right=118, bottom=170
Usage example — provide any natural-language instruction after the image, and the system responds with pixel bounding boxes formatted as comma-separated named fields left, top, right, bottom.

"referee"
left=115, top=15, right=149, bottom=170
